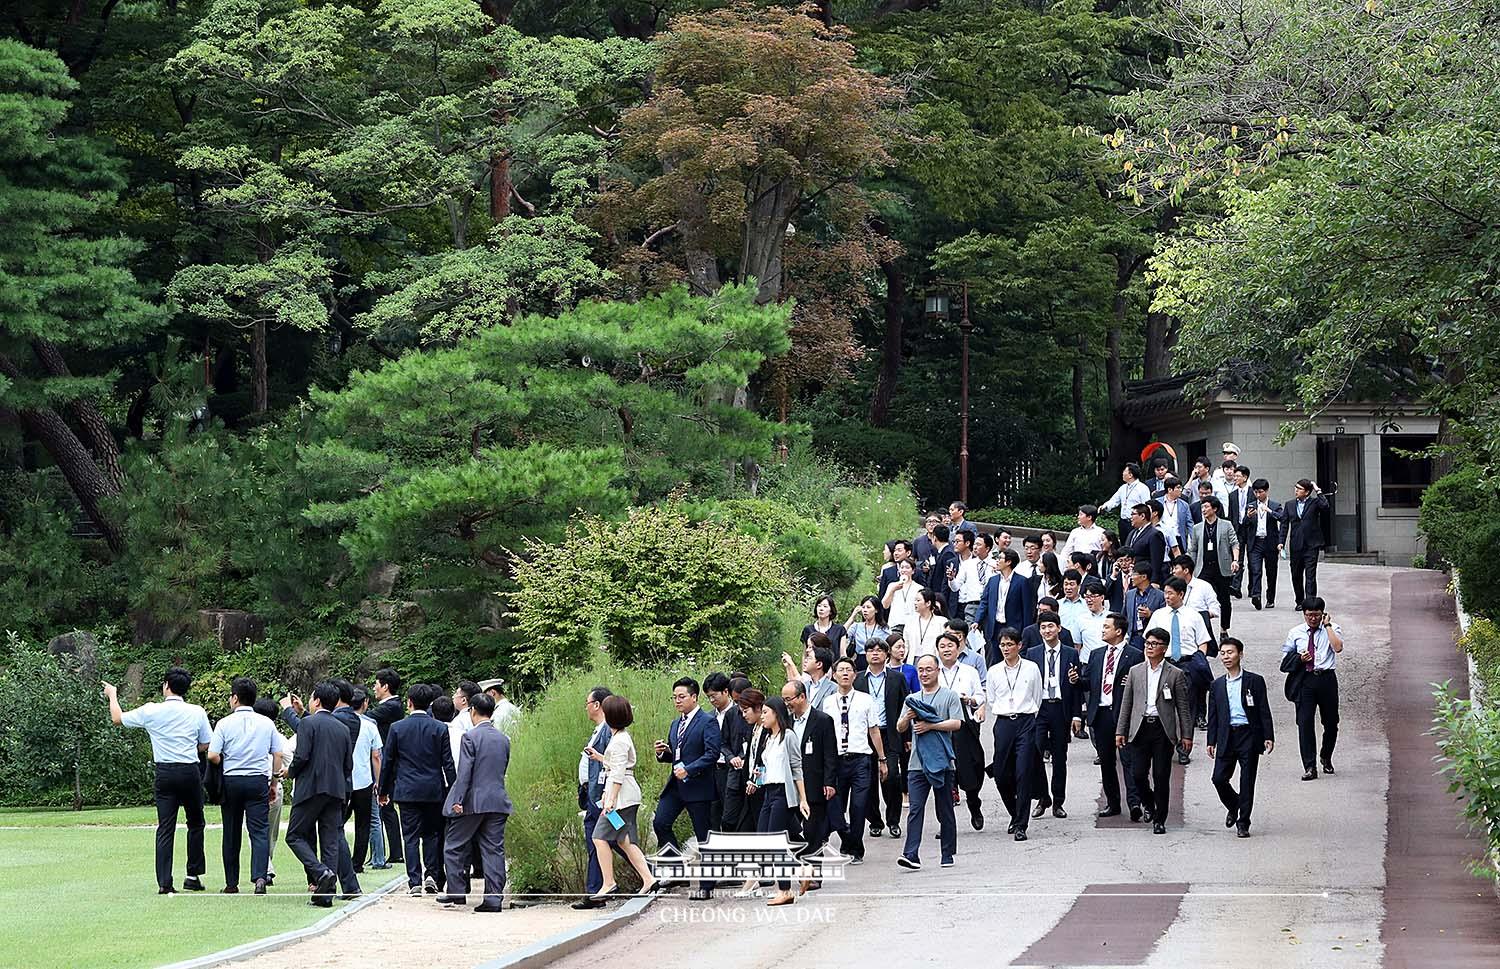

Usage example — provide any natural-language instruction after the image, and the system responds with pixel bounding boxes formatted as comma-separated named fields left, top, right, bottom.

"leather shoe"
left=571, top=898, right=606, bottom=910
left=1236, top=822, right=1250, bottom=838
left=436, top=894, right=467, bottom=906
left=869, top=826, right=883, bottom=838
left=1251, top=597, right=1262, bottom=610
left=1031, top=800, right=1049, bottom=819
left=1321, top=760, right=1336, bottom=775
left=1152, top=822, right=1166, bottom=834
left=474, top=901, right=504, bottom=913
left=1097, top=807, right=1121, bottom=818
left=220, top=885, right=239, bottom=894
left=1302, top=768, right=1318, bottom=781
left=1267, top=601, right=1276, bottom=609
left=253, top=879, right=267, bottom=896
left=1129, top=806, right=1143, bottom=823
left=183, top=877, right=205, bottom=892
left=158, top=885, right=175, bottom=895
left=1007, top=822, right=1016, bottom=834
left=308, top=896, right=333, bottom=908
left=970, top=806, right=984, bottom=830
left=889, top=824, right=901, bottom=838
left=1226, top=810, right=1237, bottom=828
left=1052, top=806, right=1067, bottom=819
left=1013, top=831, right=1027, bottom=841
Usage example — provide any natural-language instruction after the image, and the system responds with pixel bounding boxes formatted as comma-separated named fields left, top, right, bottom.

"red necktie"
left=1103, top=647, right=1117, bottom=696
left=1305, top=627, right=1317, bottom=672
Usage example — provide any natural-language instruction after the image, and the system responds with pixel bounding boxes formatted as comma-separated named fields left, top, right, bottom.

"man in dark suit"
left=1284, top=478, right=1329, bottom=609
left=855, top=640, right=910, bottom=838
left=280, top=680, right=362, bottom=897
left=1122, top=562, right=1165, bottom=650
left=1123, top=504, right=1168, bottom=586
left=369, top=668, right=405, bottom=865
left=1243, top=478, right=1285, bottom=610
left=783, top=678, right=837, bottom=890
left=284, top=681, right=353, bottom=907
left=652, top=676, right=721, bottom=901
left=1207, top=637, right=1275, bottom=837
left=1020, top=597, right=1076, bottom=650
left=1071, top=614, right=1145, bottom=820
left=978, top=549, right=1030, bottom=665
left=1024, top=612, right=1083, bottom=820
left=1115, top=628, right=1194, bottom=833
left=436, top=693, right=513, bottom=911
left=379, top=683, right=456, bottom=895
left=704, top=673, right=749, bottom=834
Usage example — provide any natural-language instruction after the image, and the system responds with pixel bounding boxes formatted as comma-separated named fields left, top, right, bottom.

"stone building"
left=1120, top=374, right=1439, bottom=564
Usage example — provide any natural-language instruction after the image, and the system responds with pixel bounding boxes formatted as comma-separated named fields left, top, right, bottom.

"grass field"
left=0, top=806, right=391, bottom=969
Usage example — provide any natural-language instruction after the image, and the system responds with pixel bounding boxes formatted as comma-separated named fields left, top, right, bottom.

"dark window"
left=1183, top=439, right=1208, bottom=477
left=1380, top=435, right=1436, bottom=508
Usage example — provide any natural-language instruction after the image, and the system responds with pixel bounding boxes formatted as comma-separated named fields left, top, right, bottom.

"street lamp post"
left=956, top=282, right=972, bottom=505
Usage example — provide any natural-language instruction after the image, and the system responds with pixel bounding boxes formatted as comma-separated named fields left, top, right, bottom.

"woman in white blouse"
left=908, top=587, right=946, bottom=660
left=844, top=595, right=889, bottom=670
left=585, top=696, right=658, bottom=900
left=755, top=695, right=809, bottom=907
left=882, top=558, right=922, bottom=634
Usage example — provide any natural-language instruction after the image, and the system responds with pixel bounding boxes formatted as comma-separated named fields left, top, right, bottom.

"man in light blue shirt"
left=350, top=689, right=383, bottom=873
left=208, top=677, right=283, bottom=893
left=105, top=667, right=212, bottom=894
left=1280, top=595, right=1344, bottom=778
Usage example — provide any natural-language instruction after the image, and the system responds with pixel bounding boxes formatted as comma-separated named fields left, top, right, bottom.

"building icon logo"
left=646, top=832, right=850, bottom=884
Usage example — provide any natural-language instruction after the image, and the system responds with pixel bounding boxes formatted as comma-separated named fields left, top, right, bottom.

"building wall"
left=1131, top=400, right=1439, bottom=564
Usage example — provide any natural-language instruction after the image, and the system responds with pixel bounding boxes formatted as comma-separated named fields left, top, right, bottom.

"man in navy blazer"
left=978, top=549, right=1031, bottom=665
left=379, top=683, right=456, bottom=894
left=1206, top=637, right=1275, bottom=837
left=437, top=693, right=513, bottom=911
left=652, top=676, right=721, bottom=900
left=1242, top=478, right=1285, bottom=610
left=1023, top=612, right=1083, bottom=819
left=1122, top=562, right=1166, bottom=650
left=1284, top=478, right=1329, bottom=609
left=1070, top=616, right=1144, bottom=820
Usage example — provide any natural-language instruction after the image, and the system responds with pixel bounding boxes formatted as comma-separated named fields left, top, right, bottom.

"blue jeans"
left=903, top=767, right=956, bottom=864
left=369, top=795, right=387, bottom=867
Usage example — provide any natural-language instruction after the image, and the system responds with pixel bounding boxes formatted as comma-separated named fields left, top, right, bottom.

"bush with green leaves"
left=1458, top=520, right=1500, bottom=623
left=0, top=637, right=151, bottom=809
left=1433, top=684, right=1500, bottom=878
left=1420, top=464, right=1497, bottom=569
left=1461, top=618, right=1500, bottom=702
left=967, top=506, right=1079, bottom=532
left=510, top=505, right=795, bottom=683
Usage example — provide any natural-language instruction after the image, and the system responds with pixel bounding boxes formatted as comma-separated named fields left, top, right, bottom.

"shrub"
left=1433, top=684, right=1500, bottom=878
left=510, top=505, right=795, bottom=682
left=1461, top=618, right=1500, bottom=701
left=1420, top=464, right=1497, bottom=568
left=833, top=476, right=920, bottom=571
left=967, top=506, right=1079, bottom=532
left=1457, top=520, right=1500, bottom=621
left=772, top=531, right=864, bottom=593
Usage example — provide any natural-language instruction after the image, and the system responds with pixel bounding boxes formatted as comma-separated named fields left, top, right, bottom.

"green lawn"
left=0, top=807, right=390, bottom=969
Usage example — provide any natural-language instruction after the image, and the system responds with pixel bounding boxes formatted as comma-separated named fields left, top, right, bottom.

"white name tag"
left=805, top=741, right=814, bottom=755
left=1246, top=693, right=1255, bottom=707
left=1163, top=687, right=1173, bottom=700
left=1206, top=541, right=1215, bottom=552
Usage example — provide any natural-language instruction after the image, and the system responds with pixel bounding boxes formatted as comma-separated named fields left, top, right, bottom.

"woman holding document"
left=586, top=695, right=658, bottom=900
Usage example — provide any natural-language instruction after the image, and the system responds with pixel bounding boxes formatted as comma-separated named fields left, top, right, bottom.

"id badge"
left=1246, top=693, right=1256, bottom=708
left=1163, top=687, right=1173, bottom=700
left=1206, top=540, right=1215, bottom=552
left=804, top=740, right=814, bottom=755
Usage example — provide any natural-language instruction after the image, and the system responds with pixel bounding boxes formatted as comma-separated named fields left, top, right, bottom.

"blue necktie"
left=1170, top=611, right=1182, bottom=661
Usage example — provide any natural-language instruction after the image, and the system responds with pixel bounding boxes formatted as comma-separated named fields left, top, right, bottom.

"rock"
left=283, top=637, right=336, bottom=692
left=366, top=562, right=402, bottom=597
left=194, top=609, right=267, bottom=653
left=123, top=663, right=146, bottom=704
left=47, top=630, right=99, bottom=677
left=131, top=609, right=192, bottom=646
left=352, top=598, right=425, bottom=654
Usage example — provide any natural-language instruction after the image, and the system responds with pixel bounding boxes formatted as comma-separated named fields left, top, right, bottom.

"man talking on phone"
left=651, top=677, right=721, bottom=900
left=1280, top=596, right=1343, bottom=780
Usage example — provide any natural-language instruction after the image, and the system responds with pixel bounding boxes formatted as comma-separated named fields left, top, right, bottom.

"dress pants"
left=152, top=762, right=206, bottom=890
left=284, top=792, right=342, bottom=898
left=1290, top=547, right=1320, bottom=605
left=1128, top=718, right=1176, bottom=824
left=1212, top=725, right=1261, bottom=825
left=828, top=754, right=872, bottom=859
left=902, top=767, right=956, bottom=864
left=865, top=750, right=902, bottom=829
left=990, top=714, right=1035, bottom=830
left=220, top=774, right=271, bottom=887
left=652, top=788, right=713, bottom=892
left=443, top=812, right=507, bottom=905
left=350, top=785, right=374, bottom=871
left=380, top=800, right=403, bottom=862
left=398, top=800, right=446, bottom=889
left=756, top=785, right=794, bottom=890
left=1295, top=670, right=1339, bottom=769
left=1030, top=699, right=1070, bottom=808
left=1247, top=534, right=1279, bottom=603
left=789, top=799, right=828, bottom=858
left=1201, top=557, right=1232, bottom=631
left=1091, top=707, right=1138, bottom=812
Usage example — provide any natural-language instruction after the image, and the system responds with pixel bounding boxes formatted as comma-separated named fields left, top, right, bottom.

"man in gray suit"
left=1115, top=628, right=1194, bottom=834
left=436, top=693, right=513, bottom=912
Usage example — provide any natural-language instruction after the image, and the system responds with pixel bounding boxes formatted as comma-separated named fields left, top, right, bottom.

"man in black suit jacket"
left=1021, top=598, right=1076, bottom=650
left=783, top=679, right=837, bottom=891
left=1243, top=478, right=1285, bottom=609
left=1206, top=637, right=1275, bottom=837
left=1070, top=615, right=1144, bottom=820
left=855, top=640, right=910, bottom=837
left=1123, top=504, right=1168, bottom=586
left=1284, top=479, right=1329, bottom=608
left=369, top=668, right=405, bottom=864
left=1024, top=613, right=1083, bottom=819
left=704, top=673, right=749, bottom=832
left=379, top=683, right=456, bottom=894
left=284, top=681, right=353, bottom=907
left=280, top=679, right=362, bottom=894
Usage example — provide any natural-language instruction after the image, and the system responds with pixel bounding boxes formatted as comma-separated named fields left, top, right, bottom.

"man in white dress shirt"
left=821, top=658, right=887, bottom=863
left=1146, top=578, right=1213, bottom=762
left=1100, top=463, right=1153, bottom=529
left=1281, top=596, right=1344, bottom=779
left=208, top=676, right=284, bottom=894
left=984, top=629, right=1042, bottom=840
left=1060, top=504, right=1107, bottom=562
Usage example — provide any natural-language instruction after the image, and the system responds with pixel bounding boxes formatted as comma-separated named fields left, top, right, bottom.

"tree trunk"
left=870, top=258, right=905, bottom=427
left=250, top=320, right=268, bottom=414
left=31, top=338, right=124, bottom=487
left=1106, top=254, right=1139, bottom=471
left=481, top=1, right=517, bottom=226
left=1143, top=309, right=1175, bottom=379
left=1072, top=338, right=1090, bottom=455
left=738, top=178, right=796, bottom=304
left=0, top=394, right=123, bottom=552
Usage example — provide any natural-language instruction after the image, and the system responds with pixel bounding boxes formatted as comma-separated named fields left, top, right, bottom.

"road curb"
left=471, top=895, right=656, bottom=969
left=155, top=874, right=405, bottom=969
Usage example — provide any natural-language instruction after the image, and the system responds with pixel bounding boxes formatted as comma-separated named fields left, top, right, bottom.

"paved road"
left=543, top=564, right=1500, bottom=968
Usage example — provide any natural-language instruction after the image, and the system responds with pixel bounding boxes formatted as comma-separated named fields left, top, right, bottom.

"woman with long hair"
left=1036, top=551, right=1065, bottom=604
left=844, top=595, right=888, bottom=670
left=800, top=595, right=847, bottom=660
left=756, top=696, right=809, bottom=906
left=586, top=696, right=658, bottom=900
left=908, top=587, right=945, bottom=661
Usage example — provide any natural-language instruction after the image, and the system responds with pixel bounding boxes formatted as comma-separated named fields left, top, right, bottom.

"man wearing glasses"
left=1281, top=597, right=1343, bottom=780
left=652, top=677, right=721, bottom=900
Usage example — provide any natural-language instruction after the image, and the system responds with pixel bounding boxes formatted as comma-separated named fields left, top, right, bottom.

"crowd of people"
left=101, top=442, right=1347, bottom=910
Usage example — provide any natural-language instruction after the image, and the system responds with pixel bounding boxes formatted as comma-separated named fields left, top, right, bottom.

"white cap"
left=1221, top=442, right=1240, bottom=455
